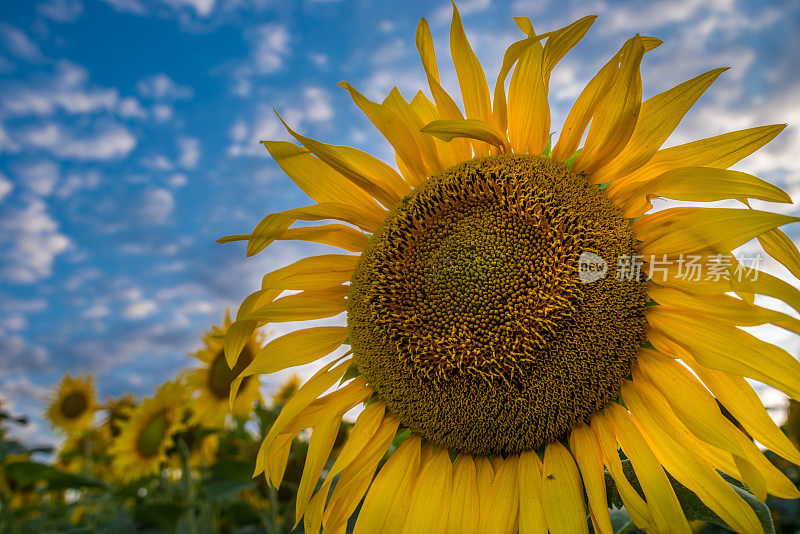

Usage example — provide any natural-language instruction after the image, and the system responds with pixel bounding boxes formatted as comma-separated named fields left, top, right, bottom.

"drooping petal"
left=401, top=447, right=454, bottom=533
left=606, top=403, right=691, bottom=534
left=354, top=435, right=422, bottom=534
left=240, top=288, right=347, bottom=324
left=622, top=382, right=763, bottom=533
left=278, top=223, right=368, bottom=252
left=517, top=450, right=549, bottom=534
left=568, top=425, right=613, bottom=534
left=541, top=441, right=589, bottom=534
left=759, top=228, right=800, bottom=281
left=478, top=455, right=519, bottom=534
left=295, top=413, right=342, bottom=524
left=447, top=455, right=481, bottom=534
left=422, top=118, right=512, bottom=152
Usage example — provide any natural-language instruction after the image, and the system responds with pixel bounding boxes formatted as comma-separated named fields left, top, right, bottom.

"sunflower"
left=185, top=312, right=263, bottom=428
left=108, top=381, right=186, bottom=483
left=221, top=5, right=800, bottom=533
left=45, top=374, right=96, bottom=435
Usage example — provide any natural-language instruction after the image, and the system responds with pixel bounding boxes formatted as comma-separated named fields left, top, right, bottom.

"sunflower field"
left=3, top=1, right=800, bottom=533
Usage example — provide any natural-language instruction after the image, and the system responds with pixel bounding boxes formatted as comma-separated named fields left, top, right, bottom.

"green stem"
left=268, top=485, right=279, bottom=533
left=178, top=438, right=197, bottom=534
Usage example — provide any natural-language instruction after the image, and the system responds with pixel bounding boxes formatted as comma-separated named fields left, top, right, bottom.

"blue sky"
left=1, top=0, right=799, bottom=445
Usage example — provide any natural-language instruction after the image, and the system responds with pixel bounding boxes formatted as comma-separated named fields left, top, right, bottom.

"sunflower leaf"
left=604, top=459, right=776, bottom=533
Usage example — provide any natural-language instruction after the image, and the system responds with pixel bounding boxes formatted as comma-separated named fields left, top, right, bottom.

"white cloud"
left=431, top=0, right=491, bottom=24
left=118, top=96, right=147, bottom=119
left=122, top=299, right=158, bottom=319
left=136, top=73, right=193, bottom=100
left=250, top=24, right=290, bottom=74
left=152, top=104, right=173, bottom=121
left=167, top=173, right=188, bottom=188
left=161, top=0, right=216, bottom=16
left=0, top=24, right=43, bottom=62
left=82, top=303, right=110, bottom=319
left=0, top=198, right=70, bottom=283
left=2, top=60, right=120, bottom=116
left=37, top=0, right=84, bottom=22
left=98, top=0, right=146, bottom=15
left=15, top=160, right=60, bottom=196
left=142, top=154, right=174, bottom=171
left=57, top=169, right=101, bottom=198
left=0, top=173, right=13, bottom=201
left=300, top=87, right=333, bottom=122
left=19, top=121, right=136, bottom=160
left=177, top=136, right=200, bottom=169
left=136, top=188, right=175, bottom=225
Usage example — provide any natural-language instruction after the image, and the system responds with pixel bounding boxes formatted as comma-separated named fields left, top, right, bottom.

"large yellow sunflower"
left=108, top=381, right=186, bottom=483
left=221, top=6, right=800, bottom=534
left=45, top=374, right=97, bottom=435
left=185, top=312, right=263, bottom=428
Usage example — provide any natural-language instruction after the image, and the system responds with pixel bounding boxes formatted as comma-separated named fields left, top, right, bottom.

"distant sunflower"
left=45, top=375, right=96, bottom=435
left=108, top=381, right=186, bottom=483
left=222, top=5, right=800, bottom=533
left=185, top=312, right=262, bottom=428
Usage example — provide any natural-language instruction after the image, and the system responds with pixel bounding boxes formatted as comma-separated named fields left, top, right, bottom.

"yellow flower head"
left=108, top=380, right=187, bottom=483
left=185, top=311, right=263, bottom=428
left=222, top=5, right=800, bottom=533
left=45, top=374, right=96, bottom=435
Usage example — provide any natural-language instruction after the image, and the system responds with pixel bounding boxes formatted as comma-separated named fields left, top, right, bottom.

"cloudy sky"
left=1, top=0, right=799, bottom=445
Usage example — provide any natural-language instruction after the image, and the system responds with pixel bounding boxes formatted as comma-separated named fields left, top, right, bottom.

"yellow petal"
left=475, top=455, right=494, bottom=510
left=591, top=413, right=654, bottom=530
left=261, top=254, right=358, bottom=292
left=256, top=361, right=354, bottom=471
left=324, top=467, right=376, bottom=534
left=262, top=140, right=380, bottom=211
left=507, top=19, right=548, bottom=155
left=281, top=202, right=386, bottom=233
left=634, top=351, right=745, bottom=456
left=325, top=401, right=386, bottom=481
left=422, top=118, right=511, bottom=152
left=245, top=212, right=295, bottom=257
left=614, top=124, right=786, bottom=187
left=402, top=447, right=453, bottom=534
left=647, top=308, right=800, bottom=399
left=573, top=36, right=645, bottom=174
left=518, top=450, right=548, bottom=534
left=676, top=349, right=800, bottom=465
left=542, top=441, right=589, bottom=534
left=542, top=16, right=596, bottom=78
left=492, top=33, right=547, bottom=134
left=338, top=81, right=428, bottom=185
left=622, top=382, right=763, bottom=534
left=223, top=318, right=258, bottom=368
left=635, top=207, right=799, bottom=255
left=447, top=455, right=480, bottom=534
left=295, top=413, right=341, bottom=524
left=409, top=90, right=462, bottom=169
left=331, top=414, right=399, bottom=498
left=606, top=403, right=691, bottom=534
left=478, top=455, right=519, bottom=534
left=592, top=68, right=727, bottom=183
left=646, top=284, right=800, bottom=333
left=354, top=435, right=422, bottom=534
left=759, top=228, right=800, bottom=280
left=627, top=166, right=791, bottom=217
left=235, top=326, right=347, bottom=383
left=278, top=223, right=367, bottom=252
left=568, top=425, right=613, bottom=534
left=629, top=363, right=767, bottom=501
left=383, top=87, right=445, bottom=179
left=277, top=114, right=409, bottom=208
left=449, top=1, right=492, bottom=156
left=241, top=289, right=347, bottom=323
